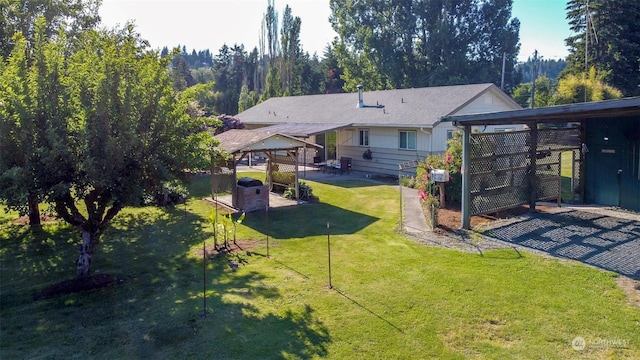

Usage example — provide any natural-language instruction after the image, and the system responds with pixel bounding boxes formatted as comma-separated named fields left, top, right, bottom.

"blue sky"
left=100, top=0, right=573, bottom=62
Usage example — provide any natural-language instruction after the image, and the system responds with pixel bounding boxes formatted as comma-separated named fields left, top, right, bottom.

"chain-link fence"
left=469, top=128, right=581, bottom=216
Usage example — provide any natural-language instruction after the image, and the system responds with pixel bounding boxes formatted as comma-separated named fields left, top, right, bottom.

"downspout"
left=419, top=127, right=433, bottom=156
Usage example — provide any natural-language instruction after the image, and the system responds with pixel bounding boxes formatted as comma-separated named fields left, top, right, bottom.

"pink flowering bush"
left=416, top=130, right=463, bottom=204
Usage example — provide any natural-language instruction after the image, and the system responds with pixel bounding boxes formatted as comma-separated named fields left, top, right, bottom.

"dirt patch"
left=12, top=214, right=59, bottom=226
left=436, top=204, right=551, bottom=231
left=616, top=276, right=640, bottom=309
left=193, top=239, right=261, bottom=259
left=35, top=274, right=122, bottom=300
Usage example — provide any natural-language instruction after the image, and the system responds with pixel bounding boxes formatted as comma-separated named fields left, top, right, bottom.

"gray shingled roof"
left=236, top=83, right=519, bottom=128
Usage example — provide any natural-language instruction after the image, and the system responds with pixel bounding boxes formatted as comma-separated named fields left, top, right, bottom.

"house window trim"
left=358, top=128, right=370, bottom=147
left=399, top=130, right=417, bottom=150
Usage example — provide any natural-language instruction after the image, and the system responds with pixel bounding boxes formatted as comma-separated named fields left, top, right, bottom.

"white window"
left=359, top=129, right=369, bottom=146
left=399, top=130, right=417, bottom=150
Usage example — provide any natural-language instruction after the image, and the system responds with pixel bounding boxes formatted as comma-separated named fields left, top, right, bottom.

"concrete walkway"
left=401, top=187, right=430, bottom=234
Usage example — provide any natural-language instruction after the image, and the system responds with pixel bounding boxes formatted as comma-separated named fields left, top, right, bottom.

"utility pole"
left=585, top=0, right=589, bottom=102
left=529, top=50, right=538, bottom=109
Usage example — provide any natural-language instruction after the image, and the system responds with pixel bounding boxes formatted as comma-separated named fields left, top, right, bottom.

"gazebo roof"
left=214, top=129, right=322, bottom=154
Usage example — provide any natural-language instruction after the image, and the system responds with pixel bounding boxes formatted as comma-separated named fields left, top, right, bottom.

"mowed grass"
left=1, top=175, right=639, bottom=359
left=561, top=150, right=577, bottom=202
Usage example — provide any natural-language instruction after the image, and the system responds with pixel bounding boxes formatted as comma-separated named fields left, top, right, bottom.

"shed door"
left=593, top=146, right=622, bottom=207
left=620, top=140, right=640, bottom=211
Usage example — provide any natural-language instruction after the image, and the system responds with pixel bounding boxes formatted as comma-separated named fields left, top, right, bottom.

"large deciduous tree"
left=0, top=32, right=45, bottom=226
left=0, top=0, right=101, bottom=58
left=0, top=0, right=101, bottom=225
left=1, top=20, right=212, bottom=277
left=329, top=0, right=520, bottom=91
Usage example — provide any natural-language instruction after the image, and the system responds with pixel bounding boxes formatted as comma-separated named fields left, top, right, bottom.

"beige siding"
left=432, top=123, right=457, bottom=152
left=338, top=127, right=433, bottom=152
left=337, top=145, right=429, bottom=176
left=337, top=127, right=435, bottom=175
left=455, top=92, right=517, bottom=115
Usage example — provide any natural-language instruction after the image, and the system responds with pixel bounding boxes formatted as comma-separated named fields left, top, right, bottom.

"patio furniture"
left=339, top=157, right=352, bottom=174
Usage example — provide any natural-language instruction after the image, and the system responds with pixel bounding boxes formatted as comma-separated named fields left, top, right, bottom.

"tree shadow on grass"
left=1, top=207, right=331, bottom=359
left=199, top=264, right=331, bottom=359
left=0, top=221, right=79, bottom=309
left=241, top=202, right=379, bottom=239
left=304, top=177, right=397, bottom=189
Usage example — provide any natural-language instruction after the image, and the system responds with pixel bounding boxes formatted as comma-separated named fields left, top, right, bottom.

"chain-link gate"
left=469, top=128, right=581, bottom=216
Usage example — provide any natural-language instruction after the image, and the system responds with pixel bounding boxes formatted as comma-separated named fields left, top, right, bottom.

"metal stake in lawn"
left=202, top=239, right=207, bottom=318
left=265, top=205, right=270, bottom=257
left=327, top=222, right=332, bottom=289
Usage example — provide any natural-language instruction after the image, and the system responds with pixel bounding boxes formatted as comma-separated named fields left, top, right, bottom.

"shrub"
left=421, top=193, right=440, bottom=230
left=283, top=181, right=315, bottom=201
left=400, top=176, right=416, bottom=188
left=143, top=180, right=188, bottom=207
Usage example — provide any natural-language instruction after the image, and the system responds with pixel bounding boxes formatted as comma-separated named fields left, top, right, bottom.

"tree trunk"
left=28, top=194, right=41, bottom=227
left=76, top=229, right=99, bottom=277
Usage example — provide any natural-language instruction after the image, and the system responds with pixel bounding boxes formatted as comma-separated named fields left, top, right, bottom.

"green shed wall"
left=585, top=117, right=640, bottom=211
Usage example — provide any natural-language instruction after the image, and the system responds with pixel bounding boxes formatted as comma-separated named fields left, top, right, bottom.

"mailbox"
left=430, top=169, right=450, bottom=182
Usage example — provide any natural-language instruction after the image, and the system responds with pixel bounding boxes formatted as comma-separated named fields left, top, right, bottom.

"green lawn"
left=561, top=150, right=577, bottom=203
left=1, top=175, right=638, bottom=359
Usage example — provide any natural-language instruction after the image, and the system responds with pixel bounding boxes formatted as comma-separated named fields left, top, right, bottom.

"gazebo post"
left=231, top=154, right=238, bottom=208
left=288, top=149, right=300, bottom=203
left=296, top=150, right=300, bottom=203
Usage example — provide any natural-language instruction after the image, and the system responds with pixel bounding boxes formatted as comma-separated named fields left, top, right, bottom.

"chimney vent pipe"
left=357, top=84, right=364, bottom=108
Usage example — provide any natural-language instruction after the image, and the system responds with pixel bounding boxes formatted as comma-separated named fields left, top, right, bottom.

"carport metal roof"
left=439, top=96, right=640, bottom=126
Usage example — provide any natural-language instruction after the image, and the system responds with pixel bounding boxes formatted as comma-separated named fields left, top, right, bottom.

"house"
left=235, top=83, right=523, bottom=175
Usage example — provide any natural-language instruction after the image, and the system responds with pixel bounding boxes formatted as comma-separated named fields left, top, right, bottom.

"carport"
left=212, top=129, right=322, bottom=210
left=439, top=97, right=640, bottom=229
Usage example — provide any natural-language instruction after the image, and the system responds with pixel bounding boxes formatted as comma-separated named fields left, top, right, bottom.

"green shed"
left=585, top=116, right=640, bottom=211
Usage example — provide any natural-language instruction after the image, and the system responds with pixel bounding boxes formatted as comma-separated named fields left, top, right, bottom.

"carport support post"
left=528, top=123, right=538, bottom=212
left=461, top=125, right=471, bottom=229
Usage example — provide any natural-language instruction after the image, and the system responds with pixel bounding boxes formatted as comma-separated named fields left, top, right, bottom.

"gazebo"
left=212, top=129, right=322, bottom=210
